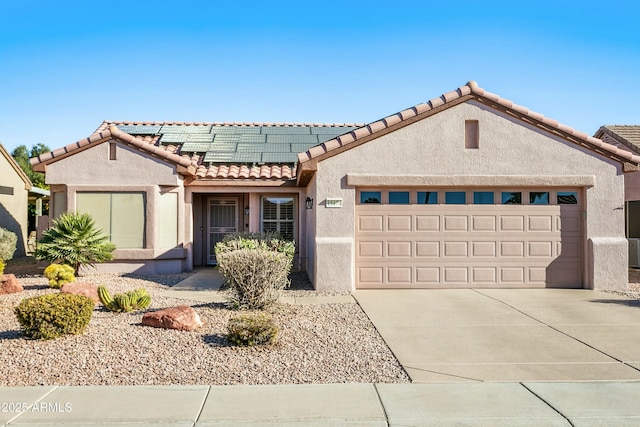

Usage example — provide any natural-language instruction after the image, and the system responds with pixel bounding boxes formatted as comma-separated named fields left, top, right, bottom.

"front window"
left=262, top=197, right=295, bottom=241
left=76, top=192, right=145, bottom=248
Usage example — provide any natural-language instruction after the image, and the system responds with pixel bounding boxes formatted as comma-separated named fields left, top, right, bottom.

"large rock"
left=142, top=305, right=203, bottom=331
left=60, top=282, right=100, bottom=303
left=0, top=274, right=23, bottom=295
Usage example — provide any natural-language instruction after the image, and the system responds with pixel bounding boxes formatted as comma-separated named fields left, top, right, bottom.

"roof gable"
left=0, top=143, right=31, bottom=189
left=296, top=81, right=640, bottom=186
left=594, top=125, right=640, bottom=153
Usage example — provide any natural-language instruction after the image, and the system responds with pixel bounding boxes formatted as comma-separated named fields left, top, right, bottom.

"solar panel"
left=262, top=126, right=312, bottom=135
left=262, top=144, right=292, bottom=153
left=240, top=134, right=266, bottom=143
left=229, top=152, right=263, bottom=163
left=117, top=125, right=162, bottom=134
left=261, top=152, right=298, bottom=163
left=266, top=134, right=319, bottom=144
left=213, top=134, right=242, bottom=143
left=160, top=134, right=188, bottom=144
left=181, top=142, right=215, bottom=152
left=187, top=134, right=215, bottom=142
left=236, top=143, right=268, bottom=152
left=211, top=143, right=238, bottom=152
left=204, top=152, right=235, bottom=162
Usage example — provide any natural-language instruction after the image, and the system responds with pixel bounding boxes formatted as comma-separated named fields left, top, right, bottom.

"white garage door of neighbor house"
left=355, top=189, right=583, bottom=289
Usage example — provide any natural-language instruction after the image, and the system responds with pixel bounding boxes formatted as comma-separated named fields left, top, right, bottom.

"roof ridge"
left=106, top=120, right=365, bottom=128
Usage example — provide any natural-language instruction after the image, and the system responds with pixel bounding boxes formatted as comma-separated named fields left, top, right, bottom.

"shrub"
left=227, top=312, right=279, bottom=346
left=217, top=249, right=291, bottom=309
left=215, top=231, right=295, bottom=262
left=0, top=227, right=17, bottom=262
left=35, top=212, right=116, bottom=275
left=14, top=293, right=94, bottom=340
left=43, top=264, right=75, bottom=289
left=98, top=285, right=151, bottom=312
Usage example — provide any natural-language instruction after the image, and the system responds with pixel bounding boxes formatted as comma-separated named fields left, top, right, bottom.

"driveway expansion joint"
left=520, top=382, right=575, bottom=427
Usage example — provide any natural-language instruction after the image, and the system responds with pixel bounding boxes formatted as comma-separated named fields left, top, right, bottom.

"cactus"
left=98, top=285, right=151, bottom=313
left=97, top=285, right=116, bottom=310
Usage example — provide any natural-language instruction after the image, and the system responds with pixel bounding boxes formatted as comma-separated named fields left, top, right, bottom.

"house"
left=0, top=143, right=32, bottom=257
left=31, top=81, right=639, bottom=291
left=593, top=126, right=640, bottom=237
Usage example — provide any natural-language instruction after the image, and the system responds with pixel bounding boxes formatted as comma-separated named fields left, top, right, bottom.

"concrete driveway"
left=353, top=289, right=640, bottom=382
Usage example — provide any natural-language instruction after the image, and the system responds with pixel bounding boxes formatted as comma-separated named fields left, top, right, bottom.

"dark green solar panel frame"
left=160, top=134, right=188, bottom=144
left=187, top=134, right=215, bottom=142
left=181, top=142, right=216, bottom=152
left=261, top=153, right=298, bottom=163
left=266, top=134, right=319, bottom=144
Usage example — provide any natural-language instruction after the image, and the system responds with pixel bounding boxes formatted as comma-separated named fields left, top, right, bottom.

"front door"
left=207, top=197, right=238, bottom=264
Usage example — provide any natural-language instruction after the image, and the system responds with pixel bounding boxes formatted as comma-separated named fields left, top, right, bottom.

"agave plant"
left=35, top=212, right=116, bottom=275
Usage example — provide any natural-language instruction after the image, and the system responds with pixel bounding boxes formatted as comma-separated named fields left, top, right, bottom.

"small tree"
left=0, top=227, right=17, bottom=274
left=35, top=212, right=115, bottom=275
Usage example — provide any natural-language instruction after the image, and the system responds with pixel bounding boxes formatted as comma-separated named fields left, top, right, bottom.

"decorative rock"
left=0, top=274, right=23, bottom=295
left=142, top=305, right=203, bottom=331
left=60, top=282, right=100, bottom=303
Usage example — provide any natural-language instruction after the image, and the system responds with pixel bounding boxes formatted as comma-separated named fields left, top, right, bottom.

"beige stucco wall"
left=44, top=140, right=187, bottom=274
left=0, top=152, right=29, bottom=257
left=310, top=100, right=627, bottom=291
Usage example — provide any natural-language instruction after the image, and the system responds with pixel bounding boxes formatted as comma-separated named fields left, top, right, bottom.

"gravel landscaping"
left=0, top=269, right=410, bottom=386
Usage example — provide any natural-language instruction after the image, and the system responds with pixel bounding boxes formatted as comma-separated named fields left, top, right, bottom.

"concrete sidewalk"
left=2, top=382, right=640, bottom=426
left=354, top=289, right=640, bottom=383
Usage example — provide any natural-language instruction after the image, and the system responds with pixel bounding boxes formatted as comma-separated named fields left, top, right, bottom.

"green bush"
left=35, top=212, right=115, bottom=275
left=217, top=249, right=291, bottom=309
left=0, top=260, right=4, bottom=275
left=215, top=231, right=295, bottom=262
left=227, top=312, right=279, bottom=346
left=43, top=264, right=75, bottom=289
left=0, top=227, right=17, bottom=262
left=98, top=285, right=151, bottom=312
left=14, top=293, right=94, bottom=340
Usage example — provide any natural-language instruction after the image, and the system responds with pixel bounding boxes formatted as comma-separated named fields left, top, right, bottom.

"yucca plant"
left=35, top=212, right=116, bottom=275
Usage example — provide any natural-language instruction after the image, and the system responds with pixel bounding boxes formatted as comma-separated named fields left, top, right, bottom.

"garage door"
left=355, top=189, right=583, bottom=289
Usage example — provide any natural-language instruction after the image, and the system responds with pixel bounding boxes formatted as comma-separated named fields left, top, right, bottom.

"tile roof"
left=297, top=81, right=640, bottom=184
left=594, top=125, right=640, bottom=153
left=31, top=121, right=360, bottom=181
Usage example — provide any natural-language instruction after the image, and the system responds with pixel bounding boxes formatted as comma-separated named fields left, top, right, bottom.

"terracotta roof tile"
left=195, top=164, right=294, bottom=180
left=298, top=81, right=640, bottom=168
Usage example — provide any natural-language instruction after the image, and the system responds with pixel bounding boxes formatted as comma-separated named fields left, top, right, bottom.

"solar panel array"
left=116, top=124, right=356, bottom=164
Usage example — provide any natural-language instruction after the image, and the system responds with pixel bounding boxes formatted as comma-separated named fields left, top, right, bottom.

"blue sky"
left=0, top=0, right=638, bottom=153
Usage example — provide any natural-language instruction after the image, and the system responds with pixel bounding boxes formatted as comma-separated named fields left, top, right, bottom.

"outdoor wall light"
left=305, top=197, right=313, bottom=210
left=244, top=206, right=250, bottom=215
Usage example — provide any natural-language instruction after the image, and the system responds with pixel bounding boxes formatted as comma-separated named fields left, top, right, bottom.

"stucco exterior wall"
left=45, top=141, right=182, bottom=187
left=311, top=100, right=627, bottom=291
left=0, top=152, right=29, bottom=257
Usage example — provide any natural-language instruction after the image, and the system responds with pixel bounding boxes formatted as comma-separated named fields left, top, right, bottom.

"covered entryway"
left=355, top=189, right=583, bottom=289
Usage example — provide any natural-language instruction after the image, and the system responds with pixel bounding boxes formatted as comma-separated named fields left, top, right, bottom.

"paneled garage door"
left=355, top=189, right=583, bottom=289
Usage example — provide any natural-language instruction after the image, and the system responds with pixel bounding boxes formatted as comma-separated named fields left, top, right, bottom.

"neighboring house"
left=0, top=143, right=32, bottom=257
left=31, top=81, right=639, bottom=291
left=593, top=126, right=640, bottom=238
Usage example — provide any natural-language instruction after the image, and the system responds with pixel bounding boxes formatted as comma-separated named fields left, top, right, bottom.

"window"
left=360, top=191, right=381, bottom=204
left=502, top=192, right=522, bottom=205
left=445, top=192, right=466, bottom=204
left=158, top=192, right=178, bottom=248
left=530, top=192, right=549, bottom=205
left=557, top=191, right=578, bottom=204
left=389, top=191, right=410, bottom=204
left=417, top=191, right=438, bottom=204
left=262, top=197, right=294, bottom=241
left=474, top=191, right=494, bottom=204
left=76, top=192, right=145, bottom=248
